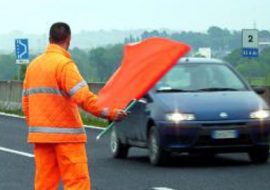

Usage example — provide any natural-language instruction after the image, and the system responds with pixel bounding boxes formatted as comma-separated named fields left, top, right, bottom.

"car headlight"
left=250, top=110, right=270, bottom=119
left=166, top=112, right=195, bottom=123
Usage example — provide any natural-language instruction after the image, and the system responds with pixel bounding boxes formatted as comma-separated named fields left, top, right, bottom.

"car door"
left=132, top=97, right=149, bottom=142
left=120, top=98, right=147, bottom=141
left=116, top=94, right=151, bottom=143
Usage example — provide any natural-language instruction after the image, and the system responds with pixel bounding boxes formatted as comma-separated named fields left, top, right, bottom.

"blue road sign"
left=15, top=39, right=29, bottom=64
left=242, top=48, right=259, bottom=58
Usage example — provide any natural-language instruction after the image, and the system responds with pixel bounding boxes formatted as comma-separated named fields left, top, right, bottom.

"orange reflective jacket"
left=22, top=44, right=116, bottom=143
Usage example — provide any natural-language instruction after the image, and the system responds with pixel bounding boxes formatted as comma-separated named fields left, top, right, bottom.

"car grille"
left=166, top=135, right=194, bottom=145
left=201, top=122, right=246, bottom=127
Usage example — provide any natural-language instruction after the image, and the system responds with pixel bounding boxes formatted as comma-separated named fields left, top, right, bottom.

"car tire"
left=248, top=146, right=269, bottom=164
left=148, top=126, right=168, bottom=166
left=110, top=128, right=129, bottom=159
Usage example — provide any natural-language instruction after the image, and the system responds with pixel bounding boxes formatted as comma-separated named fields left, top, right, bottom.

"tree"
left=225, top=47, right=270, bottom=80
left=224, top=48, right=242, bottom=67
left=141, top=30, right=162, bottom=40
left=227, top=30, right=241, bottom=50
left=141, top=31, right=150, bottom=40
left=207, top=26, right=229, bottom=50
left=88, top=44, right=124, bottom=82
left=70, top=47, right=91, bottom=80
left=124, top=34, right=136, bottom=44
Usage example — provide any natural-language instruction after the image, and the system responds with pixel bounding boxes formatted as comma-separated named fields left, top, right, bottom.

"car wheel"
left=148, top=126, right=167, bottom=166
left=248, top=146, right=269, bottom=164
left=110, top=128, right=129, bottom=159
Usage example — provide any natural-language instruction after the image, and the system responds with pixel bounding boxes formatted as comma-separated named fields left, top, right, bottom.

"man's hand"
left=113, top=109, right=127, bottom=121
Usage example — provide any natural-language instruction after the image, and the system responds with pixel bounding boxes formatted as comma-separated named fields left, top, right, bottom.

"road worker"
left=22, top=22, right=127, bottom=190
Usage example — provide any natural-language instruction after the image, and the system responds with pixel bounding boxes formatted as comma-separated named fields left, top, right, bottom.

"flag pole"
left=96, top=100, right=137, bottom=141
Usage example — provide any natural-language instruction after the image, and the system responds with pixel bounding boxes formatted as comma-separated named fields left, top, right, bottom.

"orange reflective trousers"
left=34, top=143, right=91, bottom=190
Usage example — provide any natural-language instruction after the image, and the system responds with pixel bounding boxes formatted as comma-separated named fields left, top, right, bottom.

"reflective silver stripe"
left=23, top=87, right=63, bottom=96
left=68, top=81, right=88, bottom=96
left=100, top=107, right=109, bottom=118
left=29, top=127, right=85, bottom=134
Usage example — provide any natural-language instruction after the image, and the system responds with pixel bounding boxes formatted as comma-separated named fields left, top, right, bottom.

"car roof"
left=178, top=57, right=225, bottom=64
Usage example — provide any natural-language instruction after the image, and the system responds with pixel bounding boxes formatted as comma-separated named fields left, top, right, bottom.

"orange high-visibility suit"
left=22, top=44, right=117, bottom=190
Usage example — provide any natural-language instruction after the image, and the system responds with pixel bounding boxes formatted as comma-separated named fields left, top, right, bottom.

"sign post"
left=15, top=39, right=29, bottom=80
left=242, top=29, right=259, bottom=58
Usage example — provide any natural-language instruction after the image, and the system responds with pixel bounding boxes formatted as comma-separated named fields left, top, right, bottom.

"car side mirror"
left=140, top=93, right=153, bottom=103
left=252, top=86, right=265, bottom=95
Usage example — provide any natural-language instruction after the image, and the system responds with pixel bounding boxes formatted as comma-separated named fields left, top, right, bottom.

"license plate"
left=211, top=130, right=239, bottom=139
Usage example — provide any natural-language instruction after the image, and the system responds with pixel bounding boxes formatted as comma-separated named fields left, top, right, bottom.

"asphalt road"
left=1, top=114, right=270, bottom=190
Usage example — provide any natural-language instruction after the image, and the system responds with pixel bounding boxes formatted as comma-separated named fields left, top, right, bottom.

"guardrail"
left=0, top=80, right=105, bottom=111
left=1, top=80, right=270, bottom=112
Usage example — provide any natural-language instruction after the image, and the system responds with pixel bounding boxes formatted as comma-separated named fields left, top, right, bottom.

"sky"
left=0, top=0, right=269, bottom=34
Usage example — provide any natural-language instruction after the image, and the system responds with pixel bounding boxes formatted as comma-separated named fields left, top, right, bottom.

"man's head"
left=49, top=22, right=71, bottom=50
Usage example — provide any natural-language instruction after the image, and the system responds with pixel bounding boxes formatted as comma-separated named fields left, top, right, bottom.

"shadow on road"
left=124, top=153, right=255, bottom=168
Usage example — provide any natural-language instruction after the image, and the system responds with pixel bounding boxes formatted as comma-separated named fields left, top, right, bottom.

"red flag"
left=97, top=37, right=190, bottom=109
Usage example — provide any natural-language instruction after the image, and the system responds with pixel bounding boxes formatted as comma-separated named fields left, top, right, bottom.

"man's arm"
left=58, top=61, right=126, bottom=121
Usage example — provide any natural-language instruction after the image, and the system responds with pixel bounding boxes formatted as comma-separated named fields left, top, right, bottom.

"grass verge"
left=0, top=108, right=108, bottom=127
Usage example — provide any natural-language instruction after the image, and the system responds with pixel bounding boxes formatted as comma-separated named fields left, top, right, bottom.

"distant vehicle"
left=110, top=57, right=270, bottom=166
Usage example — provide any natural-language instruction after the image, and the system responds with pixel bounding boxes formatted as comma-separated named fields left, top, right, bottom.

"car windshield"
left=156, top=63, right=247, bottom=92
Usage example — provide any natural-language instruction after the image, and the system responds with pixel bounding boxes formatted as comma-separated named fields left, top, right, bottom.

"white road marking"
left=0, top=112, right=104, bottom=130
left=0, top=112, right=25, bottom=119
left=0, top=146, right=34, bottom=158
left=152, top=187, right=177, bottom=190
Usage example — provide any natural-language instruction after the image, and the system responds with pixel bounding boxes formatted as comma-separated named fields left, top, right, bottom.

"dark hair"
left=49, top=22, right=71, bottom=43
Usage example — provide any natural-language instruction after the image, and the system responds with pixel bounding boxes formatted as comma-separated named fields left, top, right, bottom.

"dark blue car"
left=110, top=57, right=270, bottom=166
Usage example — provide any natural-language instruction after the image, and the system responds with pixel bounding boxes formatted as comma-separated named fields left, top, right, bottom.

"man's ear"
left=65, top=35, right=71, bottom=50
left=67, top=35, right=71, bottom=42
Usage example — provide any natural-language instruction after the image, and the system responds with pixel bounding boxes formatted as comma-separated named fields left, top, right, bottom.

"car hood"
left=155, top=91, right=268, bottom=120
